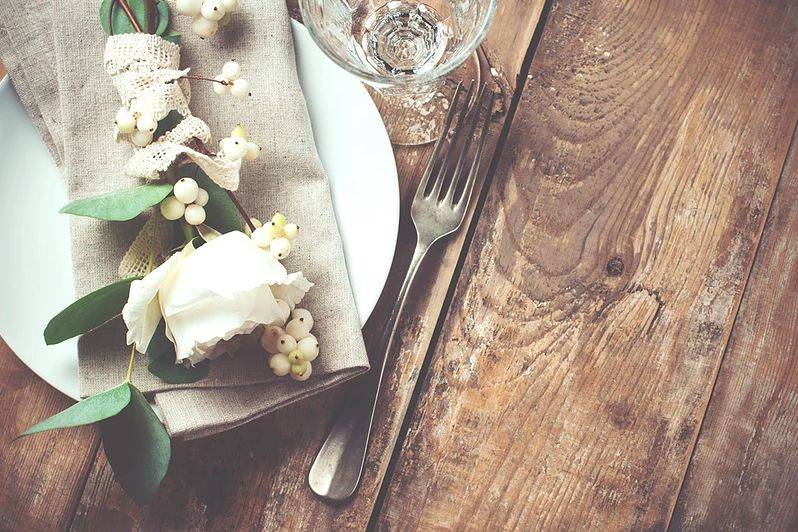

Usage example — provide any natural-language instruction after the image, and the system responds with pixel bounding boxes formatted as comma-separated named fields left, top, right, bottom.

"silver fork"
left=308, top=82, right=496, bottom=502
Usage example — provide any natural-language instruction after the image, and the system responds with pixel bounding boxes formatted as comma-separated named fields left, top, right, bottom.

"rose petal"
left=122, top=253, right=180, bottom=353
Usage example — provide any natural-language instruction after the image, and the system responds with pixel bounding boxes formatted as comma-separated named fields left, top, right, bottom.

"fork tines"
left=416, top=81, right=495, bottom=209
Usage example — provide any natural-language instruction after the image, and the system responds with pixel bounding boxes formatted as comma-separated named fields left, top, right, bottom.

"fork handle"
left=308, top=240, right=429, bottom=501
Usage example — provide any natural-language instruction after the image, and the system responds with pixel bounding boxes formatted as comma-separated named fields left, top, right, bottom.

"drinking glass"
left=298, top=0, right=498, bottom=145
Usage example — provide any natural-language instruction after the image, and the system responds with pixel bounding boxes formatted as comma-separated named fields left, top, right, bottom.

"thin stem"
left=125, top=345, right=136, bottom=383
left=170, top=75, right=230, bottom=86
left=116, top=0, right=143, bottom=33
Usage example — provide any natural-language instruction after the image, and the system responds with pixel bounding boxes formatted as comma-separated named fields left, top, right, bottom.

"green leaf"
left=152, top=110, right=184, bottom=140
left=100, top=384, right=171, bottom=504
left=60, top=183, right=173, bottom=221
left=17, top=383, right=131, bottom=438
left=100, top=0, right=152, bottom=35
left=191, top=166, right=242, bottom=233
left=146, top=321, right=209, bottom=384
left=154, top=0, right=169, bottom=35
left=99, top=0, right=113, bottom=35
left=44, top=277, right=141, bottom=345
left=161, top=29, right=181, bottom=44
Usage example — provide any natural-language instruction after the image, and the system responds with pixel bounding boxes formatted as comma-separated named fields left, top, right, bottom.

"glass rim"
left=298, top=0, right=498, bottom=88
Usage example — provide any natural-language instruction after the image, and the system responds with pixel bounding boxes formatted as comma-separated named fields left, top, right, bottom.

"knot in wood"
left=606, top=257, right=625, bottom=277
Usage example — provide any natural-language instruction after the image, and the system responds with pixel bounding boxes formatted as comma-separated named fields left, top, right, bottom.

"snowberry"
left=184, top=204, right=207, bottom=226
left=176, top=0, right=203, bottom=16
left=230, top=78, right=251, bottom=99
left=130, top=129, right=153, bottom=147
left=173, top=177, right=199, bottom=204
left=231, top=124, right=248, bottom=139
left=271, top=212, right=287, bottom=228
left=285, top=318, right=311, bottom=340
left=291, top=308, right=313, bottom=330
left=291, top=361, right=312, bottom=381
left=268, top=354, right=291, bottom=377
left=260, top=325, right=284, bottom=354
left=221, top=0, right=238, bottom=10
left=200, top=0, right=226, bottom=21
left=115, top=107, right=136, bottom=134
left=244, top=142, right=261, bottom=161
left=297, top=335, right=319, bottom=362
left=276, top=299, right=291, bottom=326
left=283, top=223, right=299, bottom=240
left=213, top=75, right=230, bottom=95
left=136, top=113, right=157, bottom=133
left=194, top=188, right=209, bottom=207
left=251, top=226, right=273, bottom=249
left=270, top=237, right=291, bottom=260
left=191, top=15, right=218, bottom=38
left=221, top=60, right=241, bottom=80
left=266, top=223, right=284, bottom=240
left=160, top=196, right=186, bottom=221
left=287, top=349, right=303, bottom=365
left=277, top=334, right=297, bottom=354
left=220, top=136, right=247, bottom=160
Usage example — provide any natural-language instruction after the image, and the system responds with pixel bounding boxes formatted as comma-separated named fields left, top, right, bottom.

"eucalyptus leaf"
left=146, top=321, right=209, bottom=384
left=162, top=29, right=181, bottom=44
left=152, top=110, right=184, bottom=140
left=191, top=166, right=241, bottom=233
left=100, top=384, right=171, bottom=504
left=44, top=277, right=141, bottom=345
left=17, top=383, right=131, bottom=438
left=99, top=0, right=152, bottom=35
left=155, top=0, right=169, bottom=35
left=60, top=183, right=173, bottom=221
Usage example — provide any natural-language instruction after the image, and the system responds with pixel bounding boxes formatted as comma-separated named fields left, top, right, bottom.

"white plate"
left=0, top=21, right=399, bottom=401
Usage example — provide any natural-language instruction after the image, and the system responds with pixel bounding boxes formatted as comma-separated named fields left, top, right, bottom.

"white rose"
left=122, top=231, right=313, bottom=365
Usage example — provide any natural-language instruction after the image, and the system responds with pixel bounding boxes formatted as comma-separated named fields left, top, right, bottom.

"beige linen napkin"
left=0, top=0, right=369, bottom=439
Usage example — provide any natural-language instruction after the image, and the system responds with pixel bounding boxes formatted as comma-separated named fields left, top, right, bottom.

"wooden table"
left=3, top=0, right=798, bottom=529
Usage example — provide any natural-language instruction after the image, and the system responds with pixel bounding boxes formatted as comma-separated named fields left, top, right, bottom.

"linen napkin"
left=0, top=0, right=370, bottom=439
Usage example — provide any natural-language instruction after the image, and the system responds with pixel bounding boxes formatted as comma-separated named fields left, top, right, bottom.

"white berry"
left=276, top=299, right=291, bottom=326
left=136, top=113, right=157, bottom=133
left=269, top=354, right=291, bottom=377
left=213, top=75, right=230, bottom=95
left=221, top=60, right=241, bottom=80
left=251, top=226, right=273, bottom=249
left=231, top=124, right=248, bottom=139
left=200, top=0, right=225, bottom=21
left=285, top=318, right=311, bottom=340
left=191, top=15, right=218, bottom=38
left=184, top=204, right=206, bottom=226
left=260, top=325, right=284, bottom=354
left=159, top=196, right=186, bottom=221
left=115, top=107, right=136, bottom=134
left=270, top=237, right=291, bottom=260
left=130, top=129, right=153, bottom=147
left=297, top=335, right=319, bottom=362
left=194, top=188, right=209, bottom=207
left=221, top=0, right=238, bottom=10
left=176, top=0, right=203, bottom=16
left=173, top=177, right=199, bottom=204
left=283, top=223, right=299, bottom=241
left=291, top=361, right=312, bottom=381
left=287, top=349, right=303, bottom=365
left=271, top=212, right=287, bottom=227
left=220, top=136, right=247, bottom=160
left=230, top=78, right=251, bottom=99
left=277, top=334, right=297, bottom=354
left=244, top=141, right=261, bottom=161
left=291, top=308, right=314, bottom=330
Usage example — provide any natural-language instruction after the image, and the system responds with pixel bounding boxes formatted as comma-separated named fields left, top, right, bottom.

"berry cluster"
left=159, top=176, right=210, bottom=225
left=219, top=124, right=261, bottom=161
left=115, top=108, right=158, bottom=147
left=176, top=0, right=238, bottom=38
left=261, top=307, right=319, bottom=382
left=213, top=61, right=251, bottom=100
left=250, top=211, right=299, bottom=260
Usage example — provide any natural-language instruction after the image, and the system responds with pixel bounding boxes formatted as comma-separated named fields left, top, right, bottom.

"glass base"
left=371, top=51, right=482, bottom=146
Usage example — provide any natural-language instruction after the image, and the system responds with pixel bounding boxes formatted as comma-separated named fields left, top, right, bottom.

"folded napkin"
left=0, top=0, right=369, bottom=439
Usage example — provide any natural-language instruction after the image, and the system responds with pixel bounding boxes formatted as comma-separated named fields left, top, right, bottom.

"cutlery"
left=309, top=82, right=496, bottom=502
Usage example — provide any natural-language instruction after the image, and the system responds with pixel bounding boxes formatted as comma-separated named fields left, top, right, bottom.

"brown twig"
left=116, top=0, right=143, bottom=33
left=171, top=75, right=231, bottom=86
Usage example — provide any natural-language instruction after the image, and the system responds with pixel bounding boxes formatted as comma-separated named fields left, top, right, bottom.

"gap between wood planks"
left=666, top=119, right=798, bottom=529
left=367, top=0, right=555, bottom=527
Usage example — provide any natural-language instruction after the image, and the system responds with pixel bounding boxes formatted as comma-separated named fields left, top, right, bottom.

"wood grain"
left=69, top=2, right=547, bottom=530
left=670, top=129, right=798, bottom=530
left=0, top=340, right=100, bottom=531
left=375, top=0, right=798, bottom=529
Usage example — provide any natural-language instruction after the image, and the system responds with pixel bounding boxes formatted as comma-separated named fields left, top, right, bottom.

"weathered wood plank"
left=670, top=129, right=798, bottom=530
left=69, top=2, right=547, bottom=529
left=0, top=340, right=101, bottom=531
left=375, top=0, right=798, bottom=529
